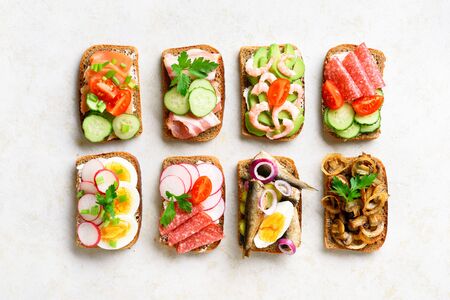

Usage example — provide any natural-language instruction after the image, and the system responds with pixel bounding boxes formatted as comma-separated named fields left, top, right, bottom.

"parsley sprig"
left=96, top=184, right=120, bottom=225
left=160, top=191, right=192, bottom=227
left=170, top=51, right=219, bottom=96
left=331, top=174, right=377, bottom=203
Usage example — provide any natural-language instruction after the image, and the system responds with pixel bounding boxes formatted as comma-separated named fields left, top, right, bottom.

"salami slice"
left=176, top=224, right=224, bottom=254
left=342, top=52, right=375, bottom=96
left=324, top=57, right=362, bottom=101
left=159, top=204, right=202, bottom=236
left=354, top=43, right=385, bottom=89
left=168, top=212, right=212, bottom=246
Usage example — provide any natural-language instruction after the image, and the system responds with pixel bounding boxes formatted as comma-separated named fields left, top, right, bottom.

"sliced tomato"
left=189, top=176, right=212, bottom=205
left=268, top=78, right=290, bottom=108
left=352, top=95, right=384, bottom=116
left=106, top=89, right=132, bottom=116
left=322, top=80, right=344, bottom=109
left=89, top=76, right=118, bottom=103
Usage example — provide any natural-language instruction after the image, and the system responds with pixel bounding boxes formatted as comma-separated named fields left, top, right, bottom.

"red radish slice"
left=80, top=181, right=97, bottom=195
left=180, top=164, right=200, bottom=190
left=160, top=165, right=191, bottom=193
left=77, top=222, right=100, bottom=247
left=78, top=194, right=100, bottom=221
left=91, top=211, right=103, bottom=226
left=204, top=198, right=225, bottom=222
left=94, top=169, right=119, bottom=194
left=81, top=159, right=104, bottom=182
left=196, top=163, right=224, bottom=195
left=160, top=175, right=185, bottom=200
left=201, top=190, right=222, bottom=210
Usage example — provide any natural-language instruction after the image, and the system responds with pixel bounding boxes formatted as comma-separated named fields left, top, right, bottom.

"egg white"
left=104, top=157, right=138, bottom=187
left=97, top=214, right=139, bottom=250
left=115, top=181, right=140, bottom=216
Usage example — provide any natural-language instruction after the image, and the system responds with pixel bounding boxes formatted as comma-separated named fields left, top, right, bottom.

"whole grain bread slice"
left=322, top=44, right=386, bottom=141
left=79, top=45, right=143, bottom=142
left=161, top=45, right=225, bottom=142
left=75, top=152, right=142, bottom=249
left=239, top=44, right=306, bottom=142
left=237, top=156, right=302, bottom=255
left=159, top=156, right=225, bottom=253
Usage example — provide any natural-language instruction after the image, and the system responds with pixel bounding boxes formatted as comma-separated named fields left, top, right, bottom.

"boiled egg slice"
left=97, top=214, right=138, bottom=250
left=104, top=157, right=138, bottom=187
left=113, top=181, right=140, bottom=216
left=254, top=201, right=294, bottom=249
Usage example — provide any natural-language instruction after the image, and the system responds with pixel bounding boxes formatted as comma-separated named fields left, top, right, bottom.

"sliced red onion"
left=249, top=158, right=278, bottom=184
left=243, top=180, right=249, bottom=190
left=258, top=189, right=277, bottom=215
left=278, top=238, right=296, bottom=255
left=274, top=180, right=292, bottom=197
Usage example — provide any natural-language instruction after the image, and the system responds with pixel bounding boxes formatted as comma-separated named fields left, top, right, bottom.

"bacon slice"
left=324, top=57, right=362, bottom=101
left=163, top=49, right=220, bottom=81
left=342, top=52, right=375, bottom=97
left=168, top=212, right=212, bottom=246
left=176, top=224, right=224, bottom=254
left=167, top=112, right=221, bottom=139
left=354, top=43, right=385, bottom=89
left=159, top=204, right=203, bottom=236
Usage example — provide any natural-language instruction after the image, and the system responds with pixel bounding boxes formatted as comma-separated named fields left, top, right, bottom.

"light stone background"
left=1, top=0, right=449, bottom=299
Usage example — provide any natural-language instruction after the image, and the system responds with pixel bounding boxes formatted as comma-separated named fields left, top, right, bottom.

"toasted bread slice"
left=322, top=153, right=388, bottom=252
left=322, top=44, right=386, bottom=141
left=75, top=152, right=142, bottom=249
left=79, top=45, right=142, bottom=142
left=237, top=156, right=302, bottom=255
left=158, top=156, right=225, bottom=253
left=161, top=45, right=225, bottom=142
left=240, top=44, right=305, bottom=141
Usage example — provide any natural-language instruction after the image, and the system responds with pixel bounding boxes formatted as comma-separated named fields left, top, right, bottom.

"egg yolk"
left=258, top=212, right=285, bottom=242
left=101, top=220, right=130, bottom=241
left=114, top=187, right=131, bottom=214
left=105, top=162, right=131, bottom=182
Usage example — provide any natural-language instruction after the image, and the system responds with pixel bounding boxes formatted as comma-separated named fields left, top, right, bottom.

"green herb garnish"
left=77, top=190, right=85, bottom=199
left=331, top=174, right=377, bottom=203
left=91, top=61, right=110, bottom=72
left=124, top=75, right=131, bottom=84
left=111, top=58, right=117, bottom=65
left=108, top=240, right=117, bottom=248
left=90, top=205, right=100, bottom=216
left=118, top=195, right=127, bottom=203
left=160, top=191, right=192, bottom=227
left=120, top=63, right=126, bottom=68
left=96, top=184, right=118, bottom=223
left=111, top=76, right=120, bottom=86
left=80, top=209, right=90, bottom=214
left=105, top=70, right=116, bottom=79
left=86, top=93, right=106, bottom=113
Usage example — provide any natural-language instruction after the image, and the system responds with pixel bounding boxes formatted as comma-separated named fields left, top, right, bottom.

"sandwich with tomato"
left=322, top=43, right=386, bottom=140
left=79, top=45, right=142, bottom=142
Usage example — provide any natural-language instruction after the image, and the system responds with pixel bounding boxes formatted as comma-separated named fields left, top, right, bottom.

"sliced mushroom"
left=331, top=219, right=345, bottom=235
left=363, top=185, right=388, bottom=216
left=344, top=199, right=362, bottom=217
left=361, top=221, right=385, bottom=238
left=346, top=238, right=367, bottom=250
left=348, top=215, right=368, bottom=231
left=351, top=155, right=378, bottom=177
left=321, top=195, right=341, bottom=214
left=326, top=174, right=349, bottom=191
left=368, top=214, right=382, bottom=227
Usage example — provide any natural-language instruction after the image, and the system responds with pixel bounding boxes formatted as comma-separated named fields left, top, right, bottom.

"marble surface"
left=1, top=0, right=449, bottom=299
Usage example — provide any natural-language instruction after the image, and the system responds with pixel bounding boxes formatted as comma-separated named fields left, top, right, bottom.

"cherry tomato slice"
left=106, top=89, right=132, bottom=116
left=268, top=78, right=290, bottom=108
left=322, top=80, right=344, bottom=110
left=352, top=95, right=384, bottom=116
left=189, top=176, right=212, bottom=205
left=89, top=76, right=118, bottom=103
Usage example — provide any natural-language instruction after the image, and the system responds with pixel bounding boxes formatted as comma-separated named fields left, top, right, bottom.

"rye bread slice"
left=322, top=44, right=386, bottom=141
left=75, top=152, right=142, bottom=249
left=237, top=156, right=302, bottom=255
left=161, top=45, right=225, bottom=142
left=79, top=45, right=143, bottom=142
left=158, top=156, right=225, bottom=253
left=239, top=44, right=306, bottom=142
left=322, top=153, right=388, bottom=252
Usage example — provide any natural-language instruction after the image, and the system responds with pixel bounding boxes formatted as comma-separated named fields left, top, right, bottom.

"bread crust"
left=321, top=44, right=386, bottom=141
left=161, top=45, right=225, bottom=142
left=79, top=45, right=143, bottom=142
left=75, top=152, right=142, bottom=249
left=239, top=45, right=305, bottom=142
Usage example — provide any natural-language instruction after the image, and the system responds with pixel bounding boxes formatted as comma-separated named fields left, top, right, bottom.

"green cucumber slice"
left=82, top=115, right=112, bottom=142
left=326, top=103, right=355, bottom=131
left=164, top=87, right=189, bottom=115
left=376, top=89, right=384, bottom=96
left=360, top=118, right=381, bottom=133
left=188, top=87, right=217, bottom=117
left=324, top=108, right=331, bottom=128
left=112, top=114, right=140, bottom=140
left=355, top=110, right=380, bottom=125
left=335, top=122, right=361, bottom=139
left=188, top=79, right=214, bottom=94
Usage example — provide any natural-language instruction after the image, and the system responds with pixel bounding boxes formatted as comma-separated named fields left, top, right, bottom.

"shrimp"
left=289, top=83, right=304, bottom=107
left=251, top=82, right=269, bottom=95
left=277, top=54, right=296, bottom=77
left=267, top=119, right=295, bottom=140
left=245, top=57, right=274, bottom=77
left=259, top=72, right=277, bottom=84
left=248, top=102, right=271, bottom=132
left=271, top=101, right=300, bottom=128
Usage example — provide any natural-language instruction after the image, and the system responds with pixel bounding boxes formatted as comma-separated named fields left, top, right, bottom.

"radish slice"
left=160, top=175, right=185, bottom=200
left=161, top=165, right=192, bottom=193
left=94, top=169, right=119, bottom=194
left=81, top=159, right=104, bottom=182
left=79, top=181, right=97, bottom=195
left=77, top=222, right=100, bottom=247
left=201, top=189, right=222, bottom=210
left=180, top=164, right=200, bottom=190
left=78, top=194, right=100, bottom=221
left=196, top=163, right=223, bottom=195
left=91, top=210, right=103, bottom=226
left=204, top=198, right=225, bottom=222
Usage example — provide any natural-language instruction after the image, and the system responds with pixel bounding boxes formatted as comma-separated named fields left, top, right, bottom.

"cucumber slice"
left=355, top=110, right=380, bottom=125
left=335, top=122, right=361, bottom=139
left=188, top=79, right=214, bottom=94
left=360, top=118, right=381, bottom=133
left=164, top=87, right=189, bottom=115
left=188, top=87, right=217, bottom=117
left=112, top=114, right=140, bottom=140
left=82, top=115, right=112, bottom=142
left=326, top=103, right=355, bottom=131
left=376, top=89, right=384, bottom=96
left=324, top=108, right=332, bottom=128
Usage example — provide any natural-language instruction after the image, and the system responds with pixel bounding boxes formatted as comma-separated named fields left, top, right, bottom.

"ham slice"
left=176, top=224, right=224, bottom=254
left=163, top=49, right=220, bottom=81
left=168, top=212, right=212, bottom=246
left=167, top=112, right=221, bottom=139
left=342, top=52, right=375, bottom=97
left=159, top=204, right=203, bottom=236
left=354, top=43, right=385, bottom=89
left=324, top=57, right=362, bottom=101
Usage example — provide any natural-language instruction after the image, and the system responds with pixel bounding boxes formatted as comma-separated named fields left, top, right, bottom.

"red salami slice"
left=176, top=224, right=224, bottom=254
left=342, top=52, right=375, bottom=96
left=324, top=57, right=362, bottom=101
left=159, top=204, right=202, bottom=236
left=168, top=212, right=212, bottom=246
left=354, top=43, right=385, bottom=89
